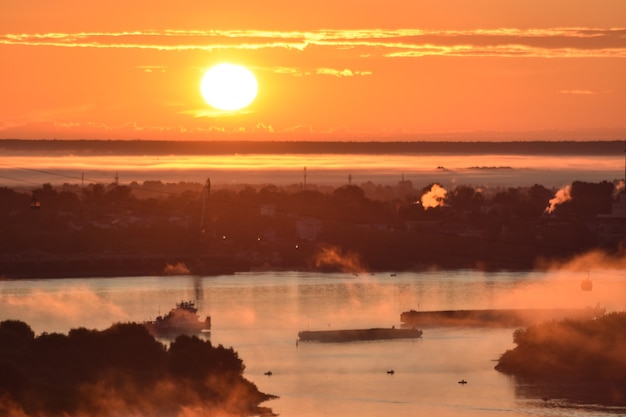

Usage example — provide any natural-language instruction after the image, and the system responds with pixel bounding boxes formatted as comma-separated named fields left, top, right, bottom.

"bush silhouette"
left=496, top=312, right=626, bottom=381
left=0, top=320, right=274, bottom=417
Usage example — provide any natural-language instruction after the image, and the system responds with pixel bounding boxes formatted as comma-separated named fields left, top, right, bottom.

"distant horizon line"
left=1, top=138, right=625, bottom=157
left=2, top=126, right=626, bottom=144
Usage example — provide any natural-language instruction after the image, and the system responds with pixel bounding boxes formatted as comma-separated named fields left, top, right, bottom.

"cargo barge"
left=400, top=307, right=605, bottom=328
left=298, top=327, right=422, bottom=343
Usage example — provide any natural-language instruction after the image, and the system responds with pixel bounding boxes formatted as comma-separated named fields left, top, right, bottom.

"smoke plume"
left=314, top=245, right=366, bottom=273
left=420, top=184, right=447, bottom=209
left=538, top=247, right=626, bottom=272
left=545, top=184, right=571, bottom=214
left=614, top=180, right=625, bottom=198
left=164, top=262, right=191, bottom=275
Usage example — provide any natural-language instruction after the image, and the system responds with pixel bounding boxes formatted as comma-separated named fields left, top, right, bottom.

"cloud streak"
left=316, top=68, right=372, bottom=77
left=560, top=89, right=612, bottom=95
left=2, top=27, right=625, bottom=58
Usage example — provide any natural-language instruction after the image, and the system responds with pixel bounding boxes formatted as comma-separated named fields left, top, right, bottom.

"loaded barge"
left=400, top=307, right=605, bottom=328
left=298, top=327, right=422, bottom=343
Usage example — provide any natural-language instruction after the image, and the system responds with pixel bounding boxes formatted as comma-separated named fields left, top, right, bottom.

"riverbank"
left=0, top=255, right=249, bottom=279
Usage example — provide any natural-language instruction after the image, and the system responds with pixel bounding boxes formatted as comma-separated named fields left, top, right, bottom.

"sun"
left=200, top=63, right=258, bottom=111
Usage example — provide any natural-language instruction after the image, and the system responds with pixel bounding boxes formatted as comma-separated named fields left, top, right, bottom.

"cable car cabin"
left=30, top=193, right=41, bottom=209
left=580, top=277, right=592, bottom=291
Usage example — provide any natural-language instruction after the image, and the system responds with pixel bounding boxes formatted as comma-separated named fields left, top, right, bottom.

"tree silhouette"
left=0, top=320, right=274, bottom=417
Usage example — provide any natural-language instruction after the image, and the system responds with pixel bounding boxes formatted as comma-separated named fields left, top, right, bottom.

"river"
left=1, top=270, right=625, bottom=416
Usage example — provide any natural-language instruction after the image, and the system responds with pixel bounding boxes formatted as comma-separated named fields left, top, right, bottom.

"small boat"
left=144, top=300, right=211, bottom=337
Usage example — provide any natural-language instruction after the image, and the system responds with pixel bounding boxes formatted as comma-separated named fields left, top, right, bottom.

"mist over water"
left=1, top=270, right=625, bottom=416
left=1, top=153, right=623, bottom=188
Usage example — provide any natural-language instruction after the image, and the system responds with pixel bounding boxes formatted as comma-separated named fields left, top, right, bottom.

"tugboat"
left=144, top=301, right=211, bottom=337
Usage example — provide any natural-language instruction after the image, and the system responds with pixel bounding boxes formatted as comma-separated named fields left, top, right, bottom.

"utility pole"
left=200, top=178, right=211, bottom=236
left=194, top=178, right=212, bottom=277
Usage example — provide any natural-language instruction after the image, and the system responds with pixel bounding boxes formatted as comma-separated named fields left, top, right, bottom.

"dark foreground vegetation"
left=496, top=312, right=626, bottom=404
left=1, top=175, right=625, bottom=277
left=0, top=320, right=275, bottom=417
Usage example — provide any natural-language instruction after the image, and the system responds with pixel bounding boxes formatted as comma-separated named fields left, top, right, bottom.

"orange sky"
left=1, top=0, right=626, bottom=141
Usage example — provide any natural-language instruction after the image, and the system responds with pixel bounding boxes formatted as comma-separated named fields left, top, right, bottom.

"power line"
left=0, top=162, right=187, bottom=196
left=0, top=174, right=41, bottom=187
left=0, top=162, right=104, bottom=184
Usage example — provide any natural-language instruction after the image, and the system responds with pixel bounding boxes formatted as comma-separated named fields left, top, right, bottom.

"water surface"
left=1, top=270, right=625, bottom=416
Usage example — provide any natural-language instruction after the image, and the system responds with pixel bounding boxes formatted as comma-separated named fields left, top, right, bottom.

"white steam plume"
left=545, top=184, right=571, bottom=214
left=420, top=184, right=447, bottom=209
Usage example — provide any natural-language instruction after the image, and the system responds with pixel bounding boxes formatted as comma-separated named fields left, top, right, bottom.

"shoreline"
left=0, top=255, right=250, bottom=279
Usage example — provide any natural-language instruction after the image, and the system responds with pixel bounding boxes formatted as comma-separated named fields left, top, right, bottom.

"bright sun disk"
left=200, top=63, right=258, bottom=111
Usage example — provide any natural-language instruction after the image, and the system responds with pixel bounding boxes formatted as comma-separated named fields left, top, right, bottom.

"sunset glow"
left=0, top=1, right=625, bottom=140
left=4, top=3, right=626, bottom=417
left=3, top=153, right=622, bottom=174
left=200, top=63, right=257, bottom=111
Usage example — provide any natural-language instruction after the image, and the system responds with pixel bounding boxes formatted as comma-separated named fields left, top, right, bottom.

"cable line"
left=0, top=174, right=41, bottom=187
left=0, top=162, right=187, bottom=196
left=0, top=162, right=105, bottom=184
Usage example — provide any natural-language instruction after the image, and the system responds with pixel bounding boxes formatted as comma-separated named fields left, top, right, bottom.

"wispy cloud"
left=316, top=68, right=372, bottom=77
left=137, top=65, right=166, bottom=73
left=560, top=89, right=612, bottom=95
left=2, top=27, right=625, bottom=58
left=182, top=108, right=256, bottom=118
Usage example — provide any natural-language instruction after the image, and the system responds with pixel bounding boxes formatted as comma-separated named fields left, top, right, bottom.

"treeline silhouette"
left=0, top=320, right=275, bottom=417
left=1, top=139, right=624, bottom=156
left=496, top=312, right=626, bottom=387
left=0, top=178, right=623, bottom=276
